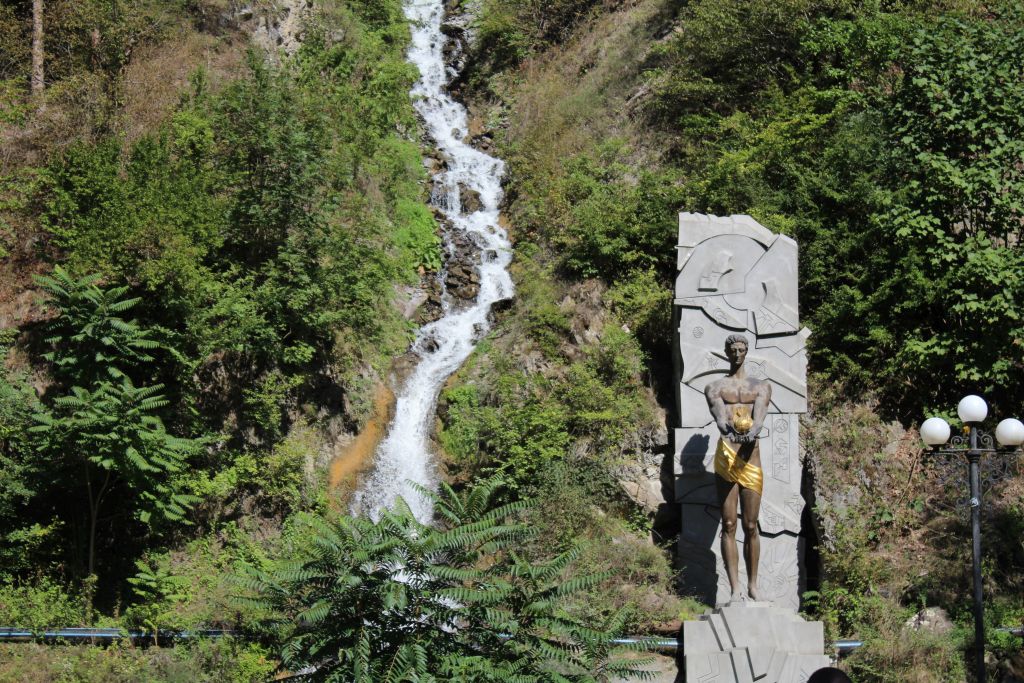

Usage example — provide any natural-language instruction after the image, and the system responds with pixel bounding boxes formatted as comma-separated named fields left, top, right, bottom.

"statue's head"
left=724, top=334, right=749, bottom=364
left=724, top=334, right=749, bottom=352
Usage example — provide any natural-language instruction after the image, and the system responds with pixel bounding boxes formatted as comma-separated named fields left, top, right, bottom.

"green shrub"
left=439, top=384, right=483, bottom=465
left=0, top=578, right=85, bottom=631
left=242, top=480, right=652, bottom=681
left=393, top=196, right=441, bottom=272
left=0, top=639, right=275, bottom=683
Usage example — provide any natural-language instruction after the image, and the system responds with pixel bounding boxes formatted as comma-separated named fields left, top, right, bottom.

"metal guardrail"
left=0, top=628, right=855, bottom=653
left=0, top=627, right=236, bottom=643
left=1, top=627, right=1019, bottom=651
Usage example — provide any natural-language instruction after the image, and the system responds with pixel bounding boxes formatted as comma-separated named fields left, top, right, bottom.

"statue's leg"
left=716, top=475, right=741, bottom=601
left=739, top=485, right=762, bottom=601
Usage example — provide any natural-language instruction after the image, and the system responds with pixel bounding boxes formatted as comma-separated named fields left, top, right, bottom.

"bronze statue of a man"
left=704, top=334, right=772, bottom=602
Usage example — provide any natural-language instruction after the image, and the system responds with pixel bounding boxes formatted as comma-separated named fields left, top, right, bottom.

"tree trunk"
left=31, top=0, right=44, bottom=97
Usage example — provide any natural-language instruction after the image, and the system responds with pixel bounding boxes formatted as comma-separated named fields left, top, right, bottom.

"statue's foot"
left=747, top=584, right=761, bottom=601
left=730, top=591, right=744, bottom=604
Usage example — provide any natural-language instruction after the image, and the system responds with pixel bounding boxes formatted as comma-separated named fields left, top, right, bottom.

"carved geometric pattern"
left=683, top=604, right=831, bottom=683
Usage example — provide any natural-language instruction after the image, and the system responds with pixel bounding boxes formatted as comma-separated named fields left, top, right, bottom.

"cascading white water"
left=350, top=0, right=514, bottom=521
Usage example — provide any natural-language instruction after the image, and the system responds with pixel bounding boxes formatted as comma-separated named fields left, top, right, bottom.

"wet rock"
left=469, top=132, right=494, bottom=152
left=445, top=258, right=481, bottom=301
left=454, top=283, right=479, bottom=300
left=439, top=0, right=473, bottom=77
left=391, top=351, right=421, bottom=390
left=441, top=229, right=483, bottom=303
left=423, top=154, right=446, bottom=176
left=490, top=297, right=514, bottom=314
left=414, top=277, right=444, bottom=325
left=421, top=336, right=440, bottom=354
left=458, top=183, right=482, bottom=213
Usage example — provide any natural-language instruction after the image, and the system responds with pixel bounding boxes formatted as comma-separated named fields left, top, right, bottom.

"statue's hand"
left=747, top=425, right=762, bottom=440
left=732, top=428, right=761, bottom=445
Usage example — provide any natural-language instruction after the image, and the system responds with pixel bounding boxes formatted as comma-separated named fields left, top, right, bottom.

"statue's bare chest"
left=717, top=378, right=763, bottom=404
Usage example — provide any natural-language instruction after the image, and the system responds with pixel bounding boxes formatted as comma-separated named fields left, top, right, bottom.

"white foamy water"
left=351, top=0, right=513, bottom=521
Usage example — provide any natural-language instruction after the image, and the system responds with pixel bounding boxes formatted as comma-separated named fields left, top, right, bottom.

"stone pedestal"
left=683, top=603, right=830, bottom=682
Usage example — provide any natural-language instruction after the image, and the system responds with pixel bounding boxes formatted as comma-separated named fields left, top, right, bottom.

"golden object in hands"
left=732, top=405, right=753, bottom=434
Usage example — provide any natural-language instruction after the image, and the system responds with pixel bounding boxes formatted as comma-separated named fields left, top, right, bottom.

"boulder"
left=458, top=183, right=482, bottom=213
left=904, top=607, right=954, bottom=635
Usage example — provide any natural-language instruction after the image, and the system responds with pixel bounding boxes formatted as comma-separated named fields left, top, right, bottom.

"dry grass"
left=842, top=616, right=968, bottom=682
left=488, top=0, right=671, bottom=183
left=120, top=29, right=248, bottom=147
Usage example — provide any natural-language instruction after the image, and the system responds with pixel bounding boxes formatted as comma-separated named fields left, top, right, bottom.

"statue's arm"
left=749, top=381, right=773, bottom=440
left=705, top=383, right=732, bottom=437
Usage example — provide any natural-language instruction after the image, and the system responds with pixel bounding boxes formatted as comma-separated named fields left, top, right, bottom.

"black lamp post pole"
left=967, top=424, right=985, bottom=683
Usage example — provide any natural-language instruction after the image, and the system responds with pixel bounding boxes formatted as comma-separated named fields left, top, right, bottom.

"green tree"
left=241, top=480, right=651, bottom=682
left=31, top=268, right=198, bottom=581
left=877, top=8, right=1024, bottom=413
left=32, top=377, right=198, bottom=579
left=35, top=265, right=160, bottom=387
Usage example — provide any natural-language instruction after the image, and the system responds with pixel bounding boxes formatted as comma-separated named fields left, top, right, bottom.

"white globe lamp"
left=920, top=417, right=951, bottom=447
left=995, top=418, right=1024, bottom=447
left=957, top=395, right=988, bottom=424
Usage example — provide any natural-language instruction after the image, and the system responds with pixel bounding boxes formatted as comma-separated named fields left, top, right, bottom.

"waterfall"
left=350, top=0, right=514, bottom=521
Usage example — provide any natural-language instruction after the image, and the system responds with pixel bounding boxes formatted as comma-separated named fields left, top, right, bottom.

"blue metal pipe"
left=0, top=627, right=236, bottom=643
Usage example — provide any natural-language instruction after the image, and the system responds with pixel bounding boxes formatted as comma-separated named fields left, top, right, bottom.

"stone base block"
left=683, top=603, right=830, bottom=682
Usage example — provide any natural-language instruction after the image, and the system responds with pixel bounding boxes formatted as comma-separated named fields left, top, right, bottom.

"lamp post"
left=920, top=396, right=1024, bottom=683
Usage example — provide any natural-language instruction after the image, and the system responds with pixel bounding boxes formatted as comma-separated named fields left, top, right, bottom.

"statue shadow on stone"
left=653, top=442, right=682, bottom=546
left=677, top=432, right=719, bottom=605
left=680, top=433, right=711, bottom=474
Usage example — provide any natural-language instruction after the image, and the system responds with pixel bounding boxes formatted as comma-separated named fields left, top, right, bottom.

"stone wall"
left=672, top=213, right=810, bottom=609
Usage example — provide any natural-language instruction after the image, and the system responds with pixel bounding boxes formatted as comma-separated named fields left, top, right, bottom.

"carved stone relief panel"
left=673, top=213, right=811, bottom=610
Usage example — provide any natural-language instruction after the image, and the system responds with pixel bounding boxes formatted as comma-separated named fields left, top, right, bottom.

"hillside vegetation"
left=443, top=0, right=1024, bottom=680
left=0, top=0, right=1021, bottom=681
left=1, top=0, right=446, bottom=676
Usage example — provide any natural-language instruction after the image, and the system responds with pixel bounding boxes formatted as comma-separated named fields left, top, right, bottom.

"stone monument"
left=673, top=213, right=810, bottom=610
left=673, top=214, right=828, bottom=681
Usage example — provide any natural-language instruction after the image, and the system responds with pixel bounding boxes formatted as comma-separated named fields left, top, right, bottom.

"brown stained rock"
left=423, top=154, right=444, bottom=176
left=562, top=279, right=607, bottom=347
left=458, top=183, right=482, bottom=213
left=466, top=114, right=486, bottom=139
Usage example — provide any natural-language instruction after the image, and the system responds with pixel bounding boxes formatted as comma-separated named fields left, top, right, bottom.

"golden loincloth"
left=713, top=438, right=763, bottom=495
